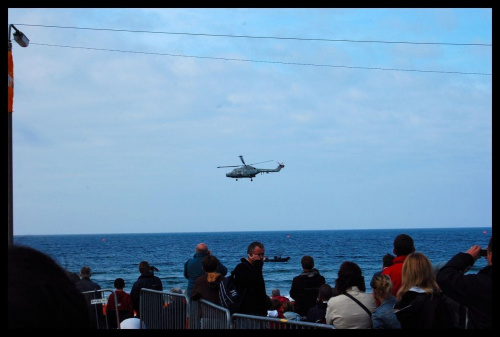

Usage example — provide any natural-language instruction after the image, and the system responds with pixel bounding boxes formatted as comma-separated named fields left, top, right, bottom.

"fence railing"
left=139, top=289, right=189, bottom=329
left=189, top=299, right=232, bottom=329
left=81, top=289, right=120, bottom=329
left=231, top=313, right=336, bottom=329
left=86, top=288, right=335, bottom=330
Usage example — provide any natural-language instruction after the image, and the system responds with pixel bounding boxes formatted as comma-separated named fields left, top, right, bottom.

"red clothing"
left=107, top=289, right=134, bottom=316
left=271, top=295, right=289, bottom=318
left=382, top=255, right=407, bottom=296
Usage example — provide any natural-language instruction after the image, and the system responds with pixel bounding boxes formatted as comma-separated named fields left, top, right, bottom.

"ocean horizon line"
left=14, top=226, right=491, bottom=237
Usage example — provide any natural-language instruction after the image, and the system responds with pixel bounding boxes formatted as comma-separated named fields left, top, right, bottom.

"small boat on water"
left=264, top=255, right=290, bottom=262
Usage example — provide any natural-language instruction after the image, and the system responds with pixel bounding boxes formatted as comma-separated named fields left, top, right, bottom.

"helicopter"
left=217, top=155, right=285, bottom=181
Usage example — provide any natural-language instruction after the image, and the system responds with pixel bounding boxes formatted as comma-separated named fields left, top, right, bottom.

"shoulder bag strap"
left=343, top=292, right=372, bottom=317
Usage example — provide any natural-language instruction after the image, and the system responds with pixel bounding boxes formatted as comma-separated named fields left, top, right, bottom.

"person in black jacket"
left=305, top=283, right=334, bottom=324
left=232, top=241, right=272, bottom=316
left=289, top=255, right=326, bottom=316
left=436, top=237, right=492, bottom=329
left=130, top=261, right=163, bottom=318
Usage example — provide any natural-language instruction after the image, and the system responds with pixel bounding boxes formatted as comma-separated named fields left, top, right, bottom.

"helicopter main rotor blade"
left=217, top=165, right=241, bottom=168
left=239, top=155, right=246, bottom=166
left=248, top=160, right=273, bottom=166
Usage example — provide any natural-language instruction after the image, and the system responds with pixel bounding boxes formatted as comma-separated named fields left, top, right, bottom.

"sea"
left=13, top=227, right=491, bottom=297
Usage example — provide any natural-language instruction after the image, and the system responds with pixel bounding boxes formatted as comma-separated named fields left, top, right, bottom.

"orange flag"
left=8, top=49, right=14, bottom=113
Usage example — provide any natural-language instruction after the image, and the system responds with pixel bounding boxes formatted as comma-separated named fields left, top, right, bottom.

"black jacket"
left=289, top=268, right=326, bottom=316
left=395, top=289, right=459, bottom=329
left=232, top=258, right=271, bottom=316
left=130, top=272, right=163, bottom=316
left=436, top=252, right=492, bottom=329
left=305, top=301, right=328, bottom=323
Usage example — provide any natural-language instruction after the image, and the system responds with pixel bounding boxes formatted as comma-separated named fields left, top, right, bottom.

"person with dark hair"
left=326, top=261, right=376, bottom=329
left=436, top=237, right=492, bottom=329
left=382, top=234, right=415, bottom=296
left=370, top=274, right=401, bottom=329
left=232, top=241, right=272, bottom=316
left=130, top=260, right=163, bottom=318
left=8, top=245, right=90, bottom=328
left=190, top=255, right=224, bottom=305
left=371, top=253, right=395, bottom=306
left=289, top=255, right=326, bottom=317
left=371, top=253, right=395, bottom=282
left=305, top=283, right=333, bottom=324
left=184, top=243, right=227, bottom=297
left=106, top=278, right=134, bottom=328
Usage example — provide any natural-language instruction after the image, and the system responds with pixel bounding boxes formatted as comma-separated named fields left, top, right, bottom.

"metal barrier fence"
left=81, top=289, right=120, bottom=329
left=138, top=289, right=334, bottom=330
left=231, top=313, right=336, bottom=329
left=139, top=289, right=189, bottom=329
left=189, top=299, right=232, bottom=329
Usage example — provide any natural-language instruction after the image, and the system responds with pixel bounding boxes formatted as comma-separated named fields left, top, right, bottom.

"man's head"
left=80, top=266, right=91, bottom=278
left=301, top=255, right=314, bottom=271
left=318, top=283, right=333, bottom=302
left=393, top=234, right=415, bottom=256
left=247, top=241, right=265, bottom=264
left=195, top=243, right=209, bottom=254
left=271, top=289, right=281, bottom=297
left=201, top=255, right=218, bottom=273
left=138, top=261, right=150, bottom=274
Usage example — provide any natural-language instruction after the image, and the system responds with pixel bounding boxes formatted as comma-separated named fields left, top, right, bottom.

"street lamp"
left=8, top=24, right=29, bottom=246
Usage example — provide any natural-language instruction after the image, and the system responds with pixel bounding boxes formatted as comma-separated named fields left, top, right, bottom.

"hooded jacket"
left=289, top=268, right=326, bottom=316
left=190, top=272, right=223, bottom=305
left=184, top=252, right=227, bottom=297
left=130, top=272, right=163, bottom=316
left=394, top=288, right=453, bottom=329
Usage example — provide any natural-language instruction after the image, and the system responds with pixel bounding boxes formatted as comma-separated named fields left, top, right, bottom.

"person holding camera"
left=436, top=237, right=492, bottom=329
left=130, top=261, right=163, bottom=318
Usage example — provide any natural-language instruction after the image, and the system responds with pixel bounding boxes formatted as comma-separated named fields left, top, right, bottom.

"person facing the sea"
left=305, top=283, right=334, bottom=324
left=184, top=242, right=227, bottom=297
left=436, top=237, right=492, bottom=329
left=370, top=274, right=401, bottom=329
left=106, top=278, right=134, bottom=328
left=130, top=261, right=163, bottom=318
left=75, top=266, right=101, bottom=292
left=76, top=265, right=105, bottom=328
left=393, top=252, right=454, bottom=329
left=326, top=261, right=376, bottom=329
left=232, top=241, right=272, bottom=316
left=190, top=255, right=224, bottom=305
left=289, top=255, right=326, bottom=317
left=382, top=234, right=415, bottom=296
left=371, top=253, right=395, bottom=286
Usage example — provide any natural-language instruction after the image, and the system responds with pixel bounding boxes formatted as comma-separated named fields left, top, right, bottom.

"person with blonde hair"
left=370, top=274, right=400, bottom=329
left=393, top=252, right=453, bottom=329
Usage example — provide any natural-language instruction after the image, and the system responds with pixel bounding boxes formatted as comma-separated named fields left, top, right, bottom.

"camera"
left=150, top=266, right=159, bottom=272
left=479, top=249, right=488, bottom=257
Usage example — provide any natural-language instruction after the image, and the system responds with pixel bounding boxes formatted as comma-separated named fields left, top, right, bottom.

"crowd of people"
left=8, top=233, right=492, bottom=329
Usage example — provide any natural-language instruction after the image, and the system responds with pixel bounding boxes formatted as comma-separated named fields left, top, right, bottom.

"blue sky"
left=8, top=8, right=492, bottom=235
